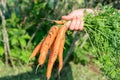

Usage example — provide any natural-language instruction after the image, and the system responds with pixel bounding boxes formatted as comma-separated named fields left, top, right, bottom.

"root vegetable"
left=46, top=25, right=67, bottom=80
left=38, top=26, right=59, bottom=65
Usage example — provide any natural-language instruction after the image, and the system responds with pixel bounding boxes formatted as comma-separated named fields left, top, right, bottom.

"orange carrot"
left=38, top=26, right=59, bottom=65
left=46, top=25, right=67, bottom=80
left=58, top=36, right=65, bottom=73
left=29, top=41, right=42, bottom=59
left=46, top=43, right=54, bottom=80
left=54, top=20, right=66, bottom=25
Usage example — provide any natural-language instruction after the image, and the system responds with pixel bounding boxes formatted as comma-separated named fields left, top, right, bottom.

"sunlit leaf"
left=0, top=47, right=4, bottom=56
left=19, top=38, right=26, bottom=47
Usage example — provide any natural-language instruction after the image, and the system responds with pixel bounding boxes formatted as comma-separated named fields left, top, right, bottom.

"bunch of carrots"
left=29, top=20, right=67, bottom=80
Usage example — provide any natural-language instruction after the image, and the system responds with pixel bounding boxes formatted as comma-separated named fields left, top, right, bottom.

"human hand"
left=62, top=9, right=93, bottom=30
left=62, top=9, right=84, bottom=30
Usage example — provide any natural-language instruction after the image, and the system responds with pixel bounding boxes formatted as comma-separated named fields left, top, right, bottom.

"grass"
left=0, top=60, right=107, bottom=80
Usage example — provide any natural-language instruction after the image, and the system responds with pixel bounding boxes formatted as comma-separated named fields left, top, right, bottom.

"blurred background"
left=0, top=0, right=120, bottom=80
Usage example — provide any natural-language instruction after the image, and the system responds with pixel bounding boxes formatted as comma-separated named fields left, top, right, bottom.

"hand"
left=62, top=9, right=93, bottom=30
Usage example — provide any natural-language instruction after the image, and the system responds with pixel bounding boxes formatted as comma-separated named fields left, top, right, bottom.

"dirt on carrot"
left=46, top=25, right=67, bottom=80
left=38, top=26, right=59, bottom=65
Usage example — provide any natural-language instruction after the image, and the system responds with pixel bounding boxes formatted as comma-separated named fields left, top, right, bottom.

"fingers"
left=74, top=17, right=80, bottom=30
left=62, top=13, right=74, bottom=20
left=78, top=20, right=84, bottom=30
left=62, top=15, right=84, bottom=31
left=65, top=21, right=71, bottom=29
left=62, top=9, right=85, bottom=31
left=69, top=17, right=76, bottom=30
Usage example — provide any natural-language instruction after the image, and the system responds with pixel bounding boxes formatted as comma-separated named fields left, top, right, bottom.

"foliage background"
left=0, top=0, right=120, bottom=80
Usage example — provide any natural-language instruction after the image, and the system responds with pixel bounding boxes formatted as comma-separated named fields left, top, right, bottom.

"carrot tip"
left=58, top=71, right=60, bottom=76
left=35, top=64, right=40, bottom=74
left=57, top=72, right=61, bottom=80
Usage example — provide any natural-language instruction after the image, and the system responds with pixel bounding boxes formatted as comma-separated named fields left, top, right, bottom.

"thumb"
left=62, top=15, right=73, bottom=20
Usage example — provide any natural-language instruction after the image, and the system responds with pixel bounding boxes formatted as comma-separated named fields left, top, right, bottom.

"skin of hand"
left=62, top=9, right=93, bottom=30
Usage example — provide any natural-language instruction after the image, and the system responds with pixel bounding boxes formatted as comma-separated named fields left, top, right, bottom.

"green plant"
left=73, top=6, right=120, bottom=80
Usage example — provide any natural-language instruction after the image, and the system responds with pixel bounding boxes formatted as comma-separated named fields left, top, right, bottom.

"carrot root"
left=58, top=36, right=65, bottom=73
left=38, top=26, right=59, bottom=65
left=46, top=25, right=67, bottom=80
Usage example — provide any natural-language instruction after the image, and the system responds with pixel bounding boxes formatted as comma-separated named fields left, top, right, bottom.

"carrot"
left=46, top=43, right=54, bottom=80
left=58, top=36, right=65, bottom=73
left=46, top=25, right=67, bottom=80
left=29, top=41, right=42, bottom=59
left=38, top=26, right=59, bottom=65
left=54, top=20, right=66, bottom=25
